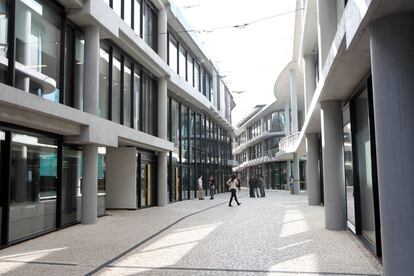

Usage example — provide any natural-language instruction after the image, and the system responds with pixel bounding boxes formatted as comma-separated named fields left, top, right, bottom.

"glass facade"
left=98, top=43, right=157, bottom=135
left=343, top=80, right=381, bottom=257
left=104, top=0, right=158, bottom=51
left=0, top=125, right=108, bottom=246
left=167, top=96, right=232, bottom=202
left=15, top=0, right=61, bottom=102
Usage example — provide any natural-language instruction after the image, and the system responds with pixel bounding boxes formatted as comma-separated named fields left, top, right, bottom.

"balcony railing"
left=279, top=132, right=300, bottom=153
left=232, top=148, right=280, bottom=171
left=232, top=130, right=284, bottom=154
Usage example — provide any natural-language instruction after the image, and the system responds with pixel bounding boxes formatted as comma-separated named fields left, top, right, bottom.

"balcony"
left=278, top=132, right=300, bottom=154
left=233, top=130, right=284, bottom=155
left=232, top=149, right=280, bottom=172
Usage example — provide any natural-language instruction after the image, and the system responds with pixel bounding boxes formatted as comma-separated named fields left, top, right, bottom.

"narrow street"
left=0, top=190, right=382, bottom=275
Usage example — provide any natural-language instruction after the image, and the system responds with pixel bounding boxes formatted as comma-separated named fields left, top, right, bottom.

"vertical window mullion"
left=139, top=69, right=143, bottom=131
left=7, top=0, right=16, bottom=86
left=120, top=55, right=125, bottom=125
left=121, top=0, right=124, bottom=19
left=0, top=131, right=11, bottom=246
left=130, top=63, right=134, bottom=127
left=108, top=48, right=113, bottom=121
left=59, top=15, right=67, bottom=104
left=56, top=139, right=63, bottom=229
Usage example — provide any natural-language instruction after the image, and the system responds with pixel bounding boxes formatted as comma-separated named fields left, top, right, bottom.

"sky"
left=172, top=0, right=296, bottom=126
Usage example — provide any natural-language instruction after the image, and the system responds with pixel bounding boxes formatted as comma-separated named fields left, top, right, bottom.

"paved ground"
left=0, top=190, right=382, bottom=275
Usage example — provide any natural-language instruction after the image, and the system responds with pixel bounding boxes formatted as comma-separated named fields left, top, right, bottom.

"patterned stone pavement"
left=0, top=190, right=382, bottom=275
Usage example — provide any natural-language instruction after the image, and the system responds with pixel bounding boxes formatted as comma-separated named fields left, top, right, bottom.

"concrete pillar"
left=289, top=69, right=298, bottom=133
left=285, top=102, right=291, bottom=136
left=320, top=100, right=346, bottom=230
left=81, top=25, right=100, bottom=224
left=157, top=77, right=168, bottom=207
left=306, top=133, right=321, bottom=205
left=286, top=160, right=291, bottom=190
left=370, top=14, right=414, bottom=275
left=82, top=145, right=98, bottom=224
left=158, top=8, right=168, bottom=62
left=303, top=54, right=316, bottom=114
left=317, top=0, right=337, bottom=76
left=292, top=153, right=300, bottom=194
left=83, top=25, right=100, bottom=115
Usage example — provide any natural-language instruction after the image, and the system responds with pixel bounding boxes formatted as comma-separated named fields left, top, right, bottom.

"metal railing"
left=279, top=132, right=300, bottom=153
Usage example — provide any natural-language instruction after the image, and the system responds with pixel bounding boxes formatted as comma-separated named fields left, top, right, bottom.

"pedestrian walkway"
left=0, top=190, right=382, bottom=275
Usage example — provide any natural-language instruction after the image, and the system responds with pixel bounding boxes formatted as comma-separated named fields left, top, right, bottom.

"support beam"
left=303, top=54, right=316, bottom=114
left=82, top=145, right=98, bottom=224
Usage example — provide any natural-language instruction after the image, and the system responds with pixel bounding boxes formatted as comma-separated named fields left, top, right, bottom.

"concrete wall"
left=105, top=147, right=137, bottom=209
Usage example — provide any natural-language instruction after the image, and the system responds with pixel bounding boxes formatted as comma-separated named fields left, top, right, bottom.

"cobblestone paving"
left=0, top=190, right=382, bottom=275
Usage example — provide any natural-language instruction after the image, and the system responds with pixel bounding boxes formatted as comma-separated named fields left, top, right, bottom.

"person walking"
left=252, top=175, right=260, bottom=198
left=236, top=177, right=241, bottom=191
left=208, top=175, right=215, bottom=199
left=288, top=175, right=294, bottom=195
left=249, top=176, right=255, bottom=197
left=259, top=175, right=266, bottom=197
left=226, top=175, right=241, bottom=207
left=198, top=176, right=204, bottom=200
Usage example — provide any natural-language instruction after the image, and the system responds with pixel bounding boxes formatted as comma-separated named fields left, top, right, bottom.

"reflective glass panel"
left=9, top=133, right=57, bottom=241
left=354, top=90, right=376, bottom=245
left=133, top=67, right=141, bottom=130
left=62, top=146, right=82, bottom=225
left=15, top=0, right=61, bottom=102
left=124, top=60, right=132, bottom=127
left=99, top=48, right=109, bottom=119
left=343, top=106, right=355, bottom=226
left=0, top=0, right=9, bottom=83
left=178, top=45, right=186, bottom=79
left=112, top=52, right=121, bottom=124
left=168, top=36, right=178, bottom=73
left=134, top=0, right=141, bottom=35
left=124, top=0, right=132, bottom=27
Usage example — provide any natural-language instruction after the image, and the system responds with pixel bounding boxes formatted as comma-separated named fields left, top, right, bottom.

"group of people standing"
left=197, top=175, right=216, bottom=200
left=248, top=175, right=266, bottom=198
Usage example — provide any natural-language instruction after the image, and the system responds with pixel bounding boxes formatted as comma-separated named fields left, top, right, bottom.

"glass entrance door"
left=137, top=151, right=156, bottom=208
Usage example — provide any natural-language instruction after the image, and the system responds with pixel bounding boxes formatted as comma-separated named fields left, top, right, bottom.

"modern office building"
left=283, top=0, right=414, bottom=274
left=232, top=94, right=306, bottom=191
left=0, top=0, right=235, bottom=248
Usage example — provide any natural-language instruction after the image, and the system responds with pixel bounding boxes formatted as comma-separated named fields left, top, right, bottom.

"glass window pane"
left=187, top=55, right=193, bottom=86
left=124, top=60, right=132, bottom=127
left=168, top=35, right=178, bottom=73
left=179, top=45, right=186, bottom=79
left=171, top=99, right=179, bottom=149
left=355, top=90, right=376, bottom=245
left=343, top=106, right=355, bottom=226
left=0, top=0, right=9, bottom=83
left=62, top=146, right=82, bottom=225
left=194, top=62, right=200, bottom=91
left=9, top=133, right=57, bottom=242
left=133, top=67, right=141, bottom=130
left=98, top=147, right=106, bottom=194
left=112, top=52, right=121, bottom=124
left=124, top=0, right=132, bottom=26
left=143, top=2, right=157, bottom=51
left=15, top=0, right=61, bottom=102
left=99, top=48, right=109, bottom=119
left=134, top=0, right=141, bottom=35
left=74, top=32, right=84, bottom=110
left=0, top=130, right=5, bottom=237
left=113, top=0, right=121, bottom=17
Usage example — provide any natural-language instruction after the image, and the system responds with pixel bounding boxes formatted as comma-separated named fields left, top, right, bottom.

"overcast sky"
left=172, top=0, right=296, bottom=126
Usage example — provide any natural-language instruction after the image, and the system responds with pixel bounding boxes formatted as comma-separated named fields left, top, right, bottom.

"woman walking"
left=226, top=175, right=241, bottom=207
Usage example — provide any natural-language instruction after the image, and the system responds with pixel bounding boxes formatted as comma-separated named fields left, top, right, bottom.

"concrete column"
left=292, top=153, right=300, bottom=194
left=286, top=160, right=291, bottom=188
left=370, top=14, right=414, bottom=274
left=289, top=69, right=298, bottom=133
left=306, top=133, right=321, bottom=205
left=82, top=145, right=98, bottom=224
left=285, top=102, right=291, bottom=136
left=81, top=25, right=100, bottom=225
left=316, top=0, right=337, bottom=76
left=157, top=77, right=168, bottom=207
left=158, top=8, right=168, bottom=62
left=303, top=54, right=316, bottom=114
left=320, top=100, right=346, bottom=230
left=83, top=25, right=100, bottom=115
